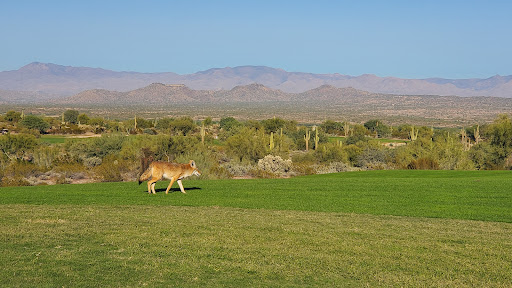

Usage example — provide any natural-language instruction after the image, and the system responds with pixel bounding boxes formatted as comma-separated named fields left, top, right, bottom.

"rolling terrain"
left=1, top=62, right=512, bottom=101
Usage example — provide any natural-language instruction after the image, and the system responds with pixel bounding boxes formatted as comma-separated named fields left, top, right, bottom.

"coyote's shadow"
left=143, top=187, right=201, bottom=193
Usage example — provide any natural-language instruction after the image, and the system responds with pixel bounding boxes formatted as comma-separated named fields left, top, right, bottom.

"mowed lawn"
left=1, top=170, right=511, bottom=287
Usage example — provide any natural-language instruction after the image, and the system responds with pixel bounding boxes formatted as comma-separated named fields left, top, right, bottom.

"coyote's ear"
left=189, top=160, right=196, bottom=168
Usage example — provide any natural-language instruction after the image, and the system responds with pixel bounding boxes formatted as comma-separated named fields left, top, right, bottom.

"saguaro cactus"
left=201, top=123, right=206, bottom=144
left=344, top=122, right=350, bottom=137
left=304, top=130, right=311, bottom=151
left=269, top=132, right=275, bottom=150
left=474, top=125, right=481, bottom=145
left=461, top=127, right=471, bottom=151
left=314, top=128, right=319, bottom=150
left=410, top=126, right=419, bottom=141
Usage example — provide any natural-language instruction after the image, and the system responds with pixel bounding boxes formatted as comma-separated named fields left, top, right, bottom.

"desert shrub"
left=291, top=163, right=317, bottom=176
left=32, top=145, right=60, bottom=168
left=174, top=145, right=222, bottom=179
left=0, top=133, right=39, bottom=160
left=154, top=135, right=200, bottom=161
left=220, top=162, right=254, bottom=178
left=83, top=156, right=102, bottom=168
left=65, top=134, right=126, bottom=159
left=356, top=146, right=390, bottom=169
left=53, top=162, right=89, bottom=179
left=1, top=161, right=42, bottom=187
left=143, top=128, right=157, bottom=135
left=1, top=176, right=31, bottom=187
left=257, top=155, right=292, bottom=175
left=207, top=165, right=232, bottom=179
left=407, top=157, right=440, bottom=170
left=291, top=151, right=317, bottom=164
left=469, top=142, right=505, bottom=170
left=315, top=142, right=348, bottom=163
left=269, top=133, right=296, bottom=155
left=248, top=168, right=279, bottom=179
left=93, top=155, right=123, bottom=182
left=119, top=134, right=156, bottom=161
left=343, top=144, right=364, bottom=165
left=225, top=127, right=267, bottom=162
left=314, top=162, right=350, bottom=174
left=3, top=161, right=42, bottom=178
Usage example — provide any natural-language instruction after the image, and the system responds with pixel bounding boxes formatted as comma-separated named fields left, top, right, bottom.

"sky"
left=1, top=0, right=511, bottom=79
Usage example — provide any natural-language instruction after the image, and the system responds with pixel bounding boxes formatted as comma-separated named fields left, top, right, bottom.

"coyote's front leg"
left=177, top=179, right=187, bottom=194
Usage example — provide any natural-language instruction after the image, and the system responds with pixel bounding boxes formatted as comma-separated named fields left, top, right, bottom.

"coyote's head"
left=189, top=160, right=201, bottom=177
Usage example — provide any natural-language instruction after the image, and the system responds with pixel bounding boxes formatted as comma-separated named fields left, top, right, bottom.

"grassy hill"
left=1, top=170, right=511, bottom=286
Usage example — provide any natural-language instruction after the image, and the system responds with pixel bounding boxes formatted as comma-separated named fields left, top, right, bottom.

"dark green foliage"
left=261, top=117, right=286, bottom=133
left=351, top=123, right=369, bottom=136
left=485, top=114, right=512, bottom=151
left=171, top=117, right=196, bottom=135
left=392, top=124, right=413, bottom=139
left=20, top=115, right=50, bottom=133
left=77, top=113, right=90, bottom=124
left=5, top=110, right=22, bottom=122
left=155, top=117, right=196, bottom=135
left=320, top=120, right=344, bottom=135
left=64, top=110, right=80, bottom=124
left=469, top=142, right=506, bottom=170
left=219, top=117, right=241, bottom=131
left=364, top=119, right=391, bottom=138
left=88, top=117, right=105, bottom=127
left=155, top=117, right=174, bottom=130
left=202, top=117, right=213, bottom=127
left=65, top=134, right=126, bottom=159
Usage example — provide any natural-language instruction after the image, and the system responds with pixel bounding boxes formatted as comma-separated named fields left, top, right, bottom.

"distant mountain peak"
left=19, top=62, right=54, bottom=72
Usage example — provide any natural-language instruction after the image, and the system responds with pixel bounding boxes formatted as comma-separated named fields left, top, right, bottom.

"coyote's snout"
left=138, top=160, right=201, bottom=194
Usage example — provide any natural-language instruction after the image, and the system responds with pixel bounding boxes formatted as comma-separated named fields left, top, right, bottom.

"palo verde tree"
left=64, top=110, right=80, bottom=124
left=5, top=110, right=22, bottom=122
left=364, top=119, right=391, bottom=138
left=20, top=115, right=50, bottom=134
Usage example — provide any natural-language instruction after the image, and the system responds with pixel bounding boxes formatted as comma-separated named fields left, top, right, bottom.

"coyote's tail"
left=138, top=165, right=152, bottom=185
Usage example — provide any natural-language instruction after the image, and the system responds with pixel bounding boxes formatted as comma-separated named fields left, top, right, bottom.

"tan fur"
left=138, top=160, right=201, bottom=194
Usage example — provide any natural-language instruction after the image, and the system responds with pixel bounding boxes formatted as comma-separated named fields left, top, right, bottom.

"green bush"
left=225, top=127, right=266, bottom=162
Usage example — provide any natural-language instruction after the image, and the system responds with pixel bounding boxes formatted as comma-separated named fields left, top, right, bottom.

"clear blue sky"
left=1, top=0, right=511, bottom=79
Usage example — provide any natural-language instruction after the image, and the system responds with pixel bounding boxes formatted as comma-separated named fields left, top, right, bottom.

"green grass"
left=1, top=170, right=512, bottom=287
left=40, top=134, right=69, bottom=144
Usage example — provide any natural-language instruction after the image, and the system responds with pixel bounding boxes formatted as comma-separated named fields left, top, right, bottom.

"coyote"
left=138, top=160, right=201, bottom=194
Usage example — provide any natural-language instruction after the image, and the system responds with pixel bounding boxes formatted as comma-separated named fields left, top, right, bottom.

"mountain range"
left=0, top=62, right=511, bottom=104
left=54, top=83, right=378, bottom=105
